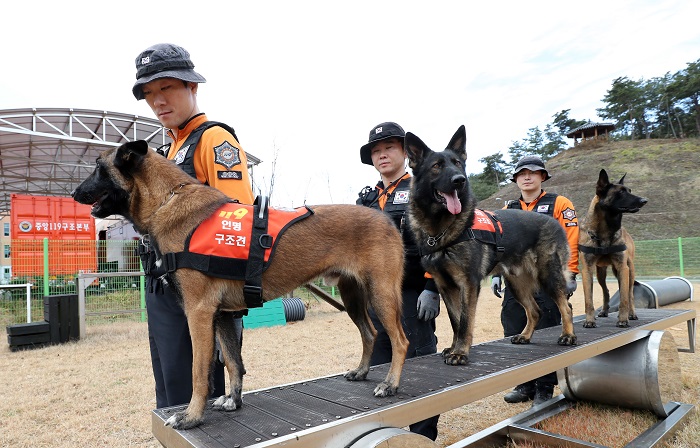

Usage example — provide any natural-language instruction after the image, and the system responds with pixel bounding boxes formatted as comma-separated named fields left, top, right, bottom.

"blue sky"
left=3, top=0, right=699, bottom=206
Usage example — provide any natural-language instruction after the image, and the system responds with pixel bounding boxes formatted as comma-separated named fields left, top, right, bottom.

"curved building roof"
left=0, top=108, right=260, bottom=216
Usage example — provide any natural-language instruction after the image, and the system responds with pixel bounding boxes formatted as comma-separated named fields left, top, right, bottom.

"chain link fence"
left=2, top=237, right=698, bottom=328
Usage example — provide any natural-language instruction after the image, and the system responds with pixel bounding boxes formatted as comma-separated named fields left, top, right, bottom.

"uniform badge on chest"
left=393, top=190, right=410, bottom=204
left=536, top=204, right=550, bottom=213
left=174, top=145, right=190, bottom=165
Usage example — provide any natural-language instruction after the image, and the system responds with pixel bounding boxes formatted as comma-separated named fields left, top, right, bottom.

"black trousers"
left=501, top=285, right=561, bottom=388
left=146, top=276, right=242, bottom=408
left=369, top=287, right=440, bottom=441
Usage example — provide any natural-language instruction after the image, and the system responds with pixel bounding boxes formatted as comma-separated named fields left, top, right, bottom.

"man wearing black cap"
left=132, top=43, right=255, bottom=409
left=357, top=122, right=440, bottom=440
left=492, top=155, right=579, bottom=406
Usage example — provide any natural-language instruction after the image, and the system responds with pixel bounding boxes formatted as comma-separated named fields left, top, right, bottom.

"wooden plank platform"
left=152, top=308, right=696, bottom=448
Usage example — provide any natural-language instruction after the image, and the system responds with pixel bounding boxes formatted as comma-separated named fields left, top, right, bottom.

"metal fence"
left=1, top=237, right=698, bottom=328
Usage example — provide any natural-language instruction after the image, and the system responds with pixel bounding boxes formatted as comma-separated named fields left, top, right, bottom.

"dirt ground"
left=0, top=284, right=698, bottom=448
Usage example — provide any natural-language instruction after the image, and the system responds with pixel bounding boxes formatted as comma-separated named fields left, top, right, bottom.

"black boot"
left=532, top=382, right=554, bottom=406
left=504, top=383, right=535, bottom=403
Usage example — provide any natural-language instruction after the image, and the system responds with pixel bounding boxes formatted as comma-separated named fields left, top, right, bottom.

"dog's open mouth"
left=90, top=193, right=110, bottom=215
left=436, top=190, right=462, bottom=215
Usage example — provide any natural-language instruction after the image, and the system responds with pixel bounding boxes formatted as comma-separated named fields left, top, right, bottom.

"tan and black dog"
left=72, top=140, right=408, bottom=430
left=579, top=169, right=648, bottom=328
left=404, top=125, right=577, bottom=366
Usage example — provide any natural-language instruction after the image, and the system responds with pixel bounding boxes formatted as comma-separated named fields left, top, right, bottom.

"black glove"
left=491, top=276, right=502, bottom=298
left=566, top=273, right=577, bottom=296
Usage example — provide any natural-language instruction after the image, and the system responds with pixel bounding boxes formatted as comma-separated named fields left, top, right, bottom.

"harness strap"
left=420, top=210, right=505, bottom=262
left=578, top=243, right=627, bottom=255
left=243, top=196, right=272, bottom=308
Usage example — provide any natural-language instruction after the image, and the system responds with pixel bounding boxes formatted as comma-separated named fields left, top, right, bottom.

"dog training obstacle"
left=152, top=308, right=695, bottom=448
left=606, top=276, right=693, bottom=313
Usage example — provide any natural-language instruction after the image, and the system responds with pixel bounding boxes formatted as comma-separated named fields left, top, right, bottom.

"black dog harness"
left=155, top=197, right=312, bottom=308
left=578, top=231, right=627, bottom=255
left=420, top=209, right=505, bottom=262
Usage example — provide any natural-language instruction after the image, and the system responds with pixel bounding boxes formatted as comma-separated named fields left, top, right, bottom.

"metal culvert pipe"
left=348, top=427, right=440, bottom=447
left=606, top=276, right=693, bottom=312
left=281, top=297, right=306, bottom=322
left=557, top=330, right=682, bottom=417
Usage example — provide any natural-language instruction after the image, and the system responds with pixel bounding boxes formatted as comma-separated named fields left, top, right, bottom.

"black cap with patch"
left=360, top=122, right=406, bottom=165
left=510, top=155, right=551, bottom=182
left=132, top=43, right=206, bottom=100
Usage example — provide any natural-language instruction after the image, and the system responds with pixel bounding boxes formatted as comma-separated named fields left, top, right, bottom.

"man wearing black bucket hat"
left=492, top=155, right=579, bottom=406
left=132, top=43, right=255, bottom=409
left=357, top=122, right=441, bottom=440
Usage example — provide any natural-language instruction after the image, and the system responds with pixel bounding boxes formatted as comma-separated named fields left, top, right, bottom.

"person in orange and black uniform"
left=132, top=43, right=255, bottom=409
left=491, top=155, right=579, bottom=406
left=357, top=122, right=440, bottom=441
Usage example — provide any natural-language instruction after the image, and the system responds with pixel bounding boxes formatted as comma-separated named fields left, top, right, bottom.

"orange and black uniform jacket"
left=506, top=190, right=579, bottom=275
left=357, top=173, right=437, bottom=291
left=166, top=113, right=255, bottom=204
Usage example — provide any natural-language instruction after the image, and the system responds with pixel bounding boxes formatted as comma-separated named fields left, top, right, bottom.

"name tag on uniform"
left=393, top=190, right=410, bottom=204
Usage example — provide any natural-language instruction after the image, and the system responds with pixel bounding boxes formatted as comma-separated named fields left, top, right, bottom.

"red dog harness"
left=160, top=197, right=313, bottom=308
left=420, top=209, right=505, bottom=261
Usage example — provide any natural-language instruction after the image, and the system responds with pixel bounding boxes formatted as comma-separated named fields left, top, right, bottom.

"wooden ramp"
left=152, top=308, right=696, bottom=448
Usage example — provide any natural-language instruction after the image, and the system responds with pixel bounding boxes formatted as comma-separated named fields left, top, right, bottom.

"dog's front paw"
left=510, top=334, right=530, bottom=344
left=583, top=320, right=597, bottom=328
left=597, top=310, right=609, bottom=318
left=629, top=313, right=638, bottom=320
left=616, top=320, right=630, bottom=328
left=164, top=411, right=202, bottom=430
left=373, top=381, right=398, bottom=397
left=344, top=368, right=368, bottom=382
left=212, top=394, right=242, bottom=412
left=558, top=334, right=577, bottom=346
left=443, top=353, right=468, bottom=365
left=440, top=347, right=454, bottom=358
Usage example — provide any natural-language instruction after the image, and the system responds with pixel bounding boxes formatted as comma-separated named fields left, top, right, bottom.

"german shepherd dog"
left=72, top=140, right=408, bottom=429
left=404, top=125, right=577, bottom=366
left=579, top=169, right=648, bottom=328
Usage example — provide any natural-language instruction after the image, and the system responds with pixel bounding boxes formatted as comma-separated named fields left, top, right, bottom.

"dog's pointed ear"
left=405, top=132, right=431, bottom=172
left=619, top=173, right=627, bottom=185
left=596, top=169, right=610, bottom=196
left=446, top=125, right=467, bottom=160
left=114, top=140, right=149, bottom=170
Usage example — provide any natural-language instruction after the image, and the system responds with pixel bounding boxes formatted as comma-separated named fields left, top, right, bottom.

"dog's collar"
left=161, top=183, right=188, bottom=207
left=426, top=227, right=450, bottom=247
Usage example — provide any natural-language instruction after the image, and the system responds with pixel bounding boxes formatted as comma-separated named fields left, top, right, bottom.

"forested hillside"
left=476, top=139, right=700, bottom=240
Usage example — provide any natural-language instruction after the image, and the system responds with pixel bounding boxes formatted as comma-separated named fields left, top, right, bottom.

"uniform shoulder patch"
left=214, top=141, right=241, bottom=169
left=562, top=207, right=577, bottom=221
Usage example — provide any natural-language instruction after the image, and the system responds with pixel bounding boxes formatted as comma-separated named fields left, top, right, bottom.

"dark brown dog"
left=579, top=169, right=648, bottom=328
left=72, top=140, right=408, bottom=429
left=405, top=125, right=577, bottom=366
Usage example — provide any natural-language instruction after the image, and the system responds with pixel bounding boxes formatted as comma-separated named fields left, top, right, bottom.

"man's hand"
left=491, top=276, right=503, bottom=298
left=417, top=290, right=440, bottom=321
left=566, top=273, right=578, bottom=296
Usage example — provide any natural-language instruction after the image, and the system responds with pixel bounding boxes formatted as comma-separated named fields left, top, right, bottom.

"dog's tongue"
left=440, top=191, right=462, bottom=215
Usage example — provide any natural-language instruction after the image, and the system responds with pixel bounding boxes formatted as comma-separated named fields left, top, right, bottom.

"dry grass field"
left=1, top=284, right=698, bottom=448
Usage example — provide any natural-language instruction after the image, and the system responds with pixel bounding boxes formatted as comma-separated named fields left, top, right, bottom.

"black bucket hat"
left=510, top=155, right=551, bottom=182
left=360, top=122, right=406, bottom=165
left=132, top=43, right=207, bottom=100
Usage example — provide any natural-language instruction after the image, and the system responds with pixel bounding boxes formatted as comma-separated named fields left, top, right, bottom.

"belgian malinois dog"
left=404, top=125, right=577, bottom=366
left=579, top=169, right=648, bottom=328
left=72, top=140, right=408, bottom=429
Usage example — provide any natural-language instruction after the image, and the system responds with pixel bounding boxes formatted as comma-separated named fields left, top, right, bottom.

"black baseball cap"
left=511, top=155, right=551, bottom=182
left=359, top=122, right=406, bottom=165
left=132, top=43, right=207, bottom=100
